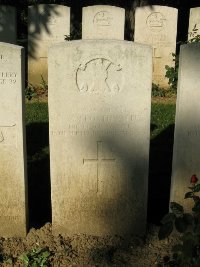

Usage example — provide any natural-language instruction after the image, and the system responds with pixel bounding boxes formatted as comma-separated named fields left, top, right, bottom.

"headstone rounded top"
left=134, top=5, right=178, bottom=88
left=82, top=5, right=125, bottom=40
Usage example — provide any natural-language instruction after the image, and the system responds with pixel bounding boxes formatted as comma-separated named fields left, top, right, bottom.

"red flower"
left=190, top=174, right=198, bottom=184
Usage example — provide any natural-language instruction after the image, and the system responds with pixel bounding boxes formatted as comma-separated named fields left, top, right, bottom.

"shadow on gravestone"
left=61, top=120, right=150, bottom=236
left=148, top=124, right=175, bottom=224
left=28, top=4, right=61, bottom=59
left=26, top=122, right=51, bottom=228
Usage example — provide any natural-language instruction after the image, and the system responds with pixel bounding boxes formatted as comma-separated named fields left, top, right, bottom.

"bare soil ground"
left=0, top=223, right=181, bottom=267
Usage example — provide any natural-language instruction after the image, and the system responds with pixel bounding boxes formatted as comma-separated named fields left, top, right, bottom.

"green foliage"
left=19, top=248, right=50, bottom=267
left=165, top=25, right=200, bottom=94
left=159, top=176, right=200, bottom=266
left=25, top=84, right=37, bottom=101
left=40, top=75, right=48, bottom=92
left=165, top=53, right=179, bottom=93
left=188, top=24, right=200, bottom=43
left=152, top=83, right=166, bottom=97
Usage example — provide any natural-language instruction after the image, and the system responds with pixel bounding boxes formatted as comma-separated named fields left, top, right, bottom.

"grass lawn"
left=25, top=100, right=176, bottom=226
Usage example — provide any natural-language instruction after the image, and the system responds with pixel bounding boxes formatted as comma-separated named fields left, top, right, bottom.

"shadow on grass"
left=26, top=122, right=51, bottom=229
left=148, top=124, right=175, bottom=224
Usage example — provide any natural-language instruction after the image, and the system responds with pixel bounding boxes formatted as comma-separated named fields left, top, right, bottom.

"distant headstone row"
left=1, top=5, right=200, bottom=87
left=0, top=4, right=200, bottom=237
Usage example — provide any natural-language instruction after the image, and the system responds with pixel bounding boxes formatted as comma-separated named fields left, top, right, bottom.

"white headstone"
left=0, top=42, right=27, bottom=237
left=188, top=7, right=200, bottom=41
left=134, top=5, right=178, bottom=88
left=0, top=5, right=17, bottom=44
left=82, top=5, right=125, bottom=40
left=170, top=43, right=200, bottom=211
left=28, top=4, right=70, bottom=86
left=49, top=40, right=152, bottom=236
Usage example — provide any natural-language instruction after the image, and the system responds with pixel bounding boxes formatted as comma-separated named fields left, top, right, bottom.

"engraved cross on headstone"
left=0, top=124, right=16, bottom=143
left=83, top=141, right=116, bottom=192
left=153, top=47, right=162, bottom=73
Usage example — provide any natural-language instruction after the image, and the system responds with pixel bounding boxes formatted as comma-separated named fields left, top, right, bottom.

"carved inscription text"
left=0, top=72, right=17, bottom=85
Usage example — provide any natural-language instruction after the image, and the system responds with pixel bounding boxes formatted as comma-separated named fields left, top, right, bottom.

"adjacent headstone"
left=134, top=5, right=178, bottom=88
left=188, top=7, right=200, bottom=41
left=0, top=5, right=17, bottom=44
left=82, top=5, right=125, bottom=40
left=28, top=4, right=70, bottom=86
left=49, top=40, right=152, bottom=236
left=0, top=42, right=27, bottom=237
left=170, top=43, right=200, bottom=211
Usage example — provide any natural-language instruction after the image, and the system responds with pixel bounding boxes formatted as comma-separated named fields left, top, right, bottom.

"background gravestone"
left=170, top=43, right=200, bottom=211
left=0, top=5, right=16, bottom=44
left=49, top=40, right=152, bottom=236
left=188, top=7, right=200, bottom=40
left=0, top=42, right=27, bottom=237
left=134, top=5, right=178, bottom=88
left=82, top=5, right=125, bottom=40
left=28, top=4, right=70, bottom=86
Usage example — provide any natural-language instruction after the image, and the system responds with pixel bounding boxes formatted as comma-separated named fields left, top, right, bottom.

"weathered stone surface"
left=134, top=5, right=178, bottom=88
left=28, top=4, right=70, bottom=86
left=0, top=42, right=27, bottom=237
left=49, top=40, right=152, bottom=236
left=188, top=7, right=200, bottom=40
left=82, top=5, right=125, bottom=40
left=170, top=43, right=200, bottom=211
left=0, top=5, right=16, bottom=44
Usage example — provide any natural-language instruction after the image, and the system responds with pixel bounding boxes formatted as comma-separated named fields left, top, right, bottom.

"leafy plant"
left=159, top=174, right=200, bottom=267
left=40, top=75, right=48, bottom=92
left=152, top=83, right=166, bottom=97
left=165, top=53, right=179, bottom=93
left=25, top=84, right=37, bottom=100
left=19, top=247, right=50, bottom=267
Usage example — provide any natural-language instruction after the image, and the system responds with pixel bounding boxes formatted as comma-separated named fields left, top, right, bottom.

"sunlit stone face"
left=48, top=40, right=152, bottom=236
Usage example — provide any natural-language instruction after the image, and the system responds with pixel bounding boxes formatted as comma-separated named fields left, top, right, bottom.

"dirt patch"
left=0, top=223, right=180, bottom=267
